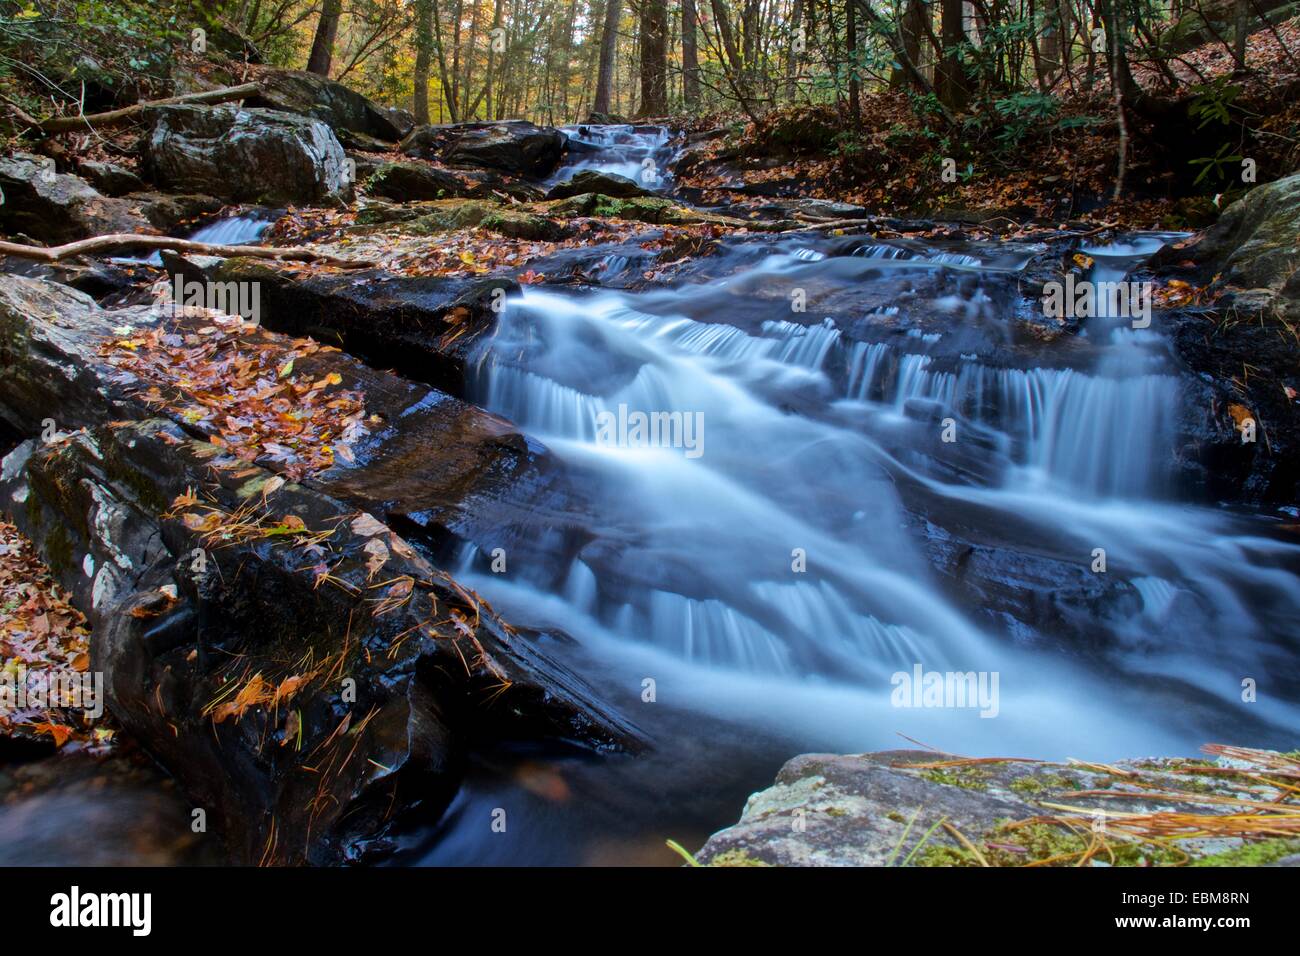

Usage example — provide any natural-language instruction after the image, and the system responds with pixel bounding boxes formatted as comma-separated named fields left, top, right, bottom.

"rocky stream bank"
left=1, top=55, right=1298, bottom=865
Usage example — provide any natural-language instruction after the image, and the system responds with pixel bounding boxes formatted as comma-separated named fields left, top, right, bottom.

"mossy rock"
left=1191, top=171, right=1300, bottom=319
left=541, top=192, right=730, bottom=227
left=349, top=198, right=560, bottom=240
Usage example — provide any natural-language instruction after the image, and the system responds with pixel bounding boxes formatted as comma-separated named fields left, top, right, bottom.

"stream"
left=384, top=128, right=1300, bottom=865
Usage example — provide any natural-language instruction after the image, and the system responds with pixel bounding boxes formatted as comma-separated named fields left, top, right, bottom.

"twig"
left=0, top=234, right=375, bottom=269
left=27, top=83, right=262, bottom=135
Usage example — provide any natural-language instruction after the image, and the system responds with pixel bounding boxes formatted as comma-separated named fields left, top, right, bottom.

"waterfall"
left=549, top=124, right=678, bottom=189
left=451, top=234, right=1300, bottom=763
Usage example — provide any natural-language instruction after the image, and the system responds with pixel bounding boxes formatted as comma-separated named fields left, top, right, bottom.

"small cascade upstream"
left=112, top=212, right=274, bottom=266
left=550, top=124, right=678, bottom=190
left=411, top=229, right=1300, bottom=864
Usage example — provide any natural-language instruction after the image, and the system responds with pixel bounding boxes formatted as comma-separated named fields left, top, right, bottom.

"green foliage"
left=991, top=91, right=1058, bottom=148
left=1188, top=77, right=1244, bottom=130
left=1189, top=142, right=1244, bottom=186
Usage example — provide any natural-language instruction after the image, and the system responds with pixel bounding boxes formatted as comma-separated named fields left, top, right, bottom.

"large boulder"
left=364, top=160, right=475, bottom=201
left=546, top=169, right=653, bottom=200
left=0, top=154, right=153, bottom=243
left=0, top=275, right=641, bottom=864
left=1187, top=171, right=1300, bottom=321
left=248, top=67, right=414, bottom=142
left=145, top=105, right=351, bottom=205
left=76, top=160, right=145, bottom=197
left=401, top=121, right=565, bottom=177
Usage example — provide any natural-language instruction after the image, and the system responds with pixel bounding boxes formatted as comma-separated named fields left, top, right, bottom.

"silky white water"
left=448, top=232, right=1300, bottom=766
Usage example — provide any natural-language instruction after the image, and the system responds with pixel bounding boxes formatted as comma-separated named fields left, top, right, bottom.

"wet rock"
left=0, top=154, right=153, bottom=243
left=1166, top=307, right=1300, bottom=504
left=145, top=105, right=351, bottom=205
left=546, top=170, right=653, bottom=200
left=364, top=160, right=476, bottom=201
left=0, top=275, right=642, bottom=864
left=401, top=121, right=565, bottom=177
left=126, top=192, right=227, bottom=232
left=162, top=253, right=517, bottom=394
left=338, top=129, right=398, bottom=153
left=248, top=67, right=414, bottom=142
left=0, top=255, right=137, bottom=300
left=77, top=160, right=145, bottom=197
left=909, top=501, right=1142, bottom=652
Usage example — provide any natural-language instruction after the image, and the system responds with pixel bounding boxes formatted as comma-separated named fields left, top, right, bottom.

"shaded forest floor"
left=671, top=18, right=1300, bottom=230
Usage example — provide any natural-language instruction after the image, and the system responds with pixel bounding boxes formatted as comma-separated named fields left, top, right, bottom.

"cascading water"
left=549, top=124, right=677, bottom=191
left=112, top=212, right=275, bottom=266
left=407, top=227, right=1300, bottom=865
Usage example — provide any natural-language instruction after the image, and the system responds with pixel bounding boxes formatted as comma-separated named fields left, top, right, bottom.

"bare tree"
left=593, top=0, right=622, bottom=114
left=306, top=0, right=344, bottom=76
left=683, top=0, right=701, bottom=107
left=413, top=0, right=432, bottom=122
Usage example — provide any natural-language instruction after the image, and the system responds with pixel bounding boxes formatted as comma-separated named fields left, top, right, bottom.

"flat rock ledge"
left=693, top=749, right=1300, bottom=867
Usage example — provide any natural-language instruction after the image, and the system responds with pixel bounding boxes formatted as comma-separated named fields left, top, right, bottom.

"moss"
left=44, top=522, right=73, bottom=576
left=915, top=843, right=980, bottom=867
left=23, top=487, right=42, bottom=531
left=480, top=210, right=560, bottom=241
left=920, top=766, right=990, bottom=791
left=915, top=820, right=1183, bottom=867
left=708, top=849, right=772, bottom=867
left=544, top=193, right=714, bottom=227
left=1191, top=838, right=1300, bottom=867
left=1010, top=776, right=1045, bottom=795
left=102, top=447, right=168, bottom=515
left=1009, top=772, right=1081, bottom=794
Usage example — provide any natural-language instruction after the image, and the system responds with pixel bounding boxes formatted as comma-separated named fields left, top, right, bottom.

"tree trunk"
left=638, top=0, right=668, bottom=116
left=431, top=0, right=461, bottom=121
left=682, top=0, right=701, bottom=107
left=305, top=0, right=343, bottom=77
left=742, top=0, right=760, bottom=94
left=936, top=0, right=969, bottom=110
left=891, top=0, right=926, bottom=89
left=413, top=0, right=433, bottom=123
left=846, top=0, right=860, bottom=124
left=783, top=0, right=805, bottom=101
left=1233, top=0, right=1249, bottom=68
left=460, top=0, right=483, bottom=120
left=593, top=0, right=621, bottom=115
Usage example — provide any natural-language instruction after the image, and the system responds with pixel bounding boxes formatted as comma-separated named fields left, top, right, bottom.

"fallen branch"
left=0, top=234, right=376, bottom=269
left=773, top=216, right=890, bottom=234
left=21, top=83, right=263, bottom=136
